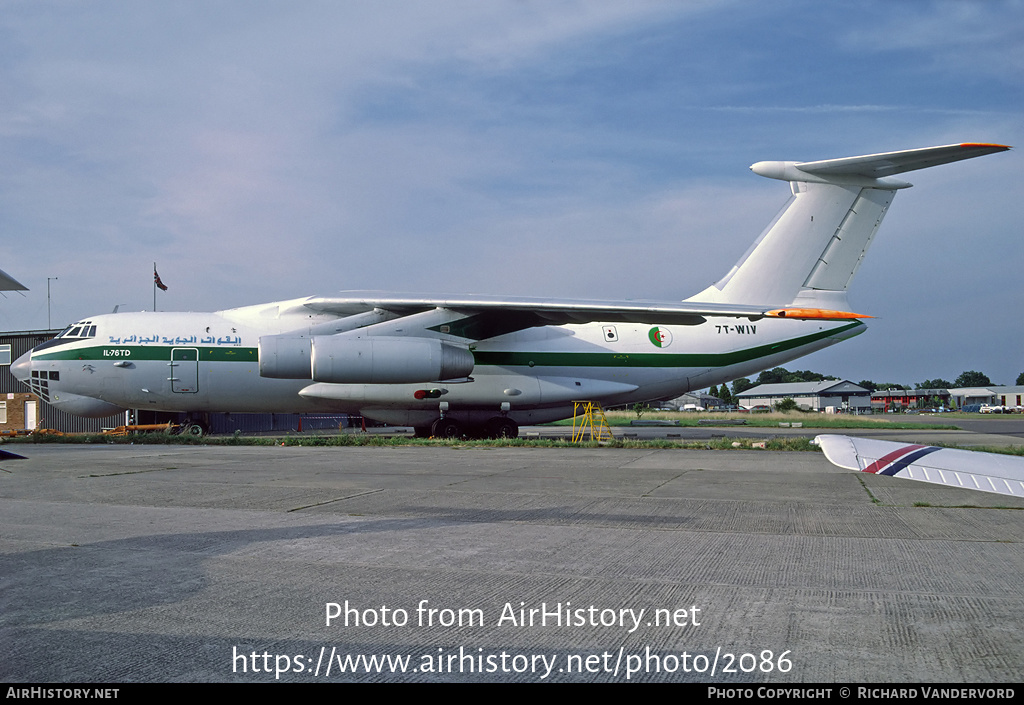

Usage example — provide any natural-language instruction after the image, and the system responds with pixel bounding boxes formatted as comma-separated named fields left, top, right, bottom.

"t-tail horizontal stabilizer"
left=688, top=143, right=1011, bottom=310
left=813, top=434, right=1024, bottom=498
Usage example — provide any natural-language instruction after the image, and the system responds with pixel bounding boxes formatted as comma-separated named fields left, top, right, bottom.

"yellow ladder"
left=572, top=401, right=615, bottom=444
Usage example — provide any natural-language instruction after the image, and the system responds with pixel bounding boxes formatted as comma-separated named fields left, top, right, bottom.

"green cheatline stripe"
left=32, top=321, right=862, bottom=368
left=472, top=321, right=864, bottom=368
left=34, top=346, right=259, bottom=363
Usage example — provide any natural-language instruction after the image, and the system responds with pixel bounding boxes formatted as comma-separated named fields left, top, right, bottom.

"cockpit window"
left=55, top=322, right=97, bottom=339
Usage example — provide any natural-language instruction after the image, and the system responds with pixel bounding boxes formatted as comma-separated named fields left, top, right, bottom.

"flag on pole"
left=154, top=267, right=168, bottom=291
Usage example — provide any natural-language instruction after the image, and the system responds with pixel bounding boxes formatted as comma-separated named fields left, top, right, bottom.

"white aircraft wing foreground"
left=813, top=434, right=1024, bottom=498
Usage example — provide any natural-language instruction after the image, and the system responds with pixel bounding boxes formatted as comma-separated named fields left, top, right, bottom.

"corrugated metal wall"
left=145, top=411, right=356, bottom=434
left=211, top=413, right=354, bottom=433
left=0, top=330, right=54, bottom=394
left=40, top=405, right=128, bottom=433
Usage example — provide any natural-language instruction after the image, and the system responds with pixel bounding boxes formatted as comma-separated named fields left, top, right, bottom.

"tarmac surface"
left=3, top=426, right=1024, bottom=683
left=521, top=412, right=1024, bottom=447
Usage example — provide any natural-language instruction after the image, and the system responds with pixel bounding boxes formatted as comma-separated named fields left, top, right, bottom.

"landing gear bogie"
left=484, top=417, right=519, bottom=439
left=431, top=418, right=466, bottom=439
left=424, top=416, right=520, bottom=440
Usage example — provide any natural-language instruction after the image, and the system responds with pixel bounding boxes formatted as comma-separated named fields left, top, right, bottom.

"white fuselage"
left=14, top=301, right=865, bottom=427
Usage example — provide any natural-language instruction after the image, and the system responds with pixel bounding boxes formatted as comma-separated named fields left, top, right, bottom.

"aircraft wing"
left=0, top=267, right=27, bottom=292
left=303, top=293, right=772, bottom=322
left=813, top=434, right=1024, bottom=498
left=302, top=294, right=865, bottom=337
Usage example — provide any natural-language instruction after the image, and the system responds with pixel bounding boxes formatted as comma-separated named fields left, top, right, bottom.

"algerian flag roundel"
left=648, top=327, right=672, bottom=348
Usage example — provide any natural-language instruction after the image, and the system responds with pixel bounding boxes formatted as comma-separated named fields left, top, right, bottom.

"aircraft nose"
left=11, top=350, right=32, bottom=383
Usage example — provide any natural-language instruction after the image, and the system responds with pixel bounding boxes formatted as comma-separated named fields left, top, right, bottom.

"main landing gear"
left=425, top=416, right=520, bottom=440
left=484, top=417, right=519, bottom=439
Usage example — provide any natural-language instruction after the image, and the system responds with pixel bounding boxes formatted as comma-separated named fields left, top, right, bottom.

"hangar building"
left=736, top=380, right=871, bottom=412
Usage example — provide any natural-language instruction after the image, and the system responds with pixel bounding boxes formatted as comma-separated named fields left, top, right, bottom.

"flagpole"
left=153, top=263, right=168, bottom=307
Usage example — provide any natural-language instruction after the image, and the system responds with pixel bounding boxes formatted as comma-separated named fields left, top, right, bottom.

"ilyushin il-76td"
left=12, top=143, right=1010, bottom=438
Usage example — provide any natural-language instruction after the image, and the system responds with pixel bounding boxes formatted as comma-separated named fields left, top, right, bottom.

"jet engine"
left=259, top=334, right=474, bottom=384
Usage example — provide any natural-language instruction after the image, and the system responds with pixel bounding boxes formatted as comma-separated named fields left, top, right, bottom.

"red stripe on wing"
left=862, top=444, right=926, bottom=474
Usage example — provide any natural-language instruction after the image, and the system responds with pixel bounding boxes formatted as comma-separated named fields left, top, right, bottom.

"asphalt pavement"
left=2, top=434, right=1022, bottom=682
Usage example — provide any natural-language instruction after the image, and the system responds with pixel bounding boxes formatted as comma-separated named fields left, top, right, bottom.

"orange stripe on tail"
left=766, top=308, right=873, bottom=320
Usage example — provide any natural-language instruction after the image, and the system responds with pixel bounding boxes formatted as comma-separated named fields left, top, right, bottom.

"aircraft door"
left=170, top=348, right=199, bottom=393
left=24, top=400, right=37, bottom=430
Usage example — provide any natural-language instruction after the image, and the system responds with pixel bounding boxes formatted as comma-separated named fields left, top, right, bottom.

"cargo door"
left=169, top=348, right=199, bottom=393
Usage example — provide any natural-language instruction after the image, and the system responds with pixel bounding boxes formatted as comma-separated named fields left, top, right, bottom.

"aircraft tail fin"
left=687, top=143, right=1009, bottom=309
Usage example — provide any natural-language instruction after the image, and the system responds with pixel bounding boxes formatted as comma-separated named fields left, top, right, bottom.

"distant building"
left=947, top=387, right=999, bottom=409
left=871, top=388, right=951, bottom=412
left=944, top=385, right=1024, bottom=410
left=876, top=386, right=1024, bottom=412
left=993, top=386, right=1024, bottom=409
left=736, top=380, right=871, bottom=412
left=664, top=391, right=723, bottom=410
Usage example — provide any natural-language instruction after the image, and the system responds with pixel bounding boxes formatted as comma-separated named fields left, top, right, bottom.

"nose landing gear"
left=179, top=416, right=210, bottom=437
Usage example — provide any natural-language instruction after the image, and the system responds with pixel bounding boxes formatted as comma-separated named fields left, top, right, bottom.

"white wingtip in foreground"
left=813, top=434, right=1024, bottom=498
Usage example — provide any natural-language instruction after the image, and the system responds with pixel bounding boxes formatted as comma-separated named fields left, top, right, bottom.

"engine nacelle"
left=312, top=336, right=474, bottom=384
left=259, top=334, right=474, bottom=384
left=258, top=335, right=312, bottom=379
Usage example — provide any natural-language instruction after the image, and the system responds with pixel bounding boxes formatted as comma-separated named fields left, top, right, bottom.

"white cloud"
left=0, top=1, right=1019, bottom=383
left=843, top=0, right=1024, bottom=78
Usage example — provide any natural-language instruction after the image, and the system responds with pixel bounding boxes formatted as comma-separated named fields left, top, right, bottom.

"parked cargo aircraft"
left=814, top=434, right=1024, bottom=498
left=11, top=143, right=1010, bottom=438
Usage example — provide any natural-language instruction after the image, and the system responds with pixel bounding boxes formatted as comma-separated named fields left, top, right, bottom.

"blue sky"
left=1, top=1, right=1021, bottom=386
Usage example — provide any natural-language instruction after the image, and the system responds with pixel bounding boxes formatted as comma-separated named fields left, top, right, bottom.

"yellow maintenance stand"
left=571, top=401, right=614, bottom=444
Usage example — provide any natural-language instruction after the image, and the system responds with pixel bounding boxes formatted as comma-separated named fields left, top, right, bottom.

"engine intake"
left=258, top=335, right=312, bottom=379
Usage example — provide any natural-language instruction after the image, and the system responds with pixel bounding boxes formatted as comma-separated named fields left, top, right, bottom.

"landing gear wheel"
left=431, top=418, right=465, bottom=439
left=485, top=417, right=519, bottom=439
left=182, top=418, right=209, bottom=437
